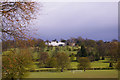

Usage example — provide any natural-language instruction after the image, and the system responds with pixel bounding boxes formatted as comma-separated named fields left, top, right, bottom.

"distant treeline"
left=2, top=37, right=119, bottom=62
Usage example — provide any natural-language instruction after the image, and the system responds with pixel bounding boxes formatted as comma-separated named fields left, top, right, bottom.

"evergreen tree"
left=77, top=45, right=87, bottom=58
left=81, top=45, right=87, bottom=57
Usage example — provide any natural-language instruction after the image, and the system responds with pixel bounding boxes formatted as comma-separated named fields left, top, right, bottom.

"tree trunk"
left=61, top=68, right=64, bottom=72
left=11, top=77, right=14, bottom=80
left=84, top=68, right=86, bottom=72
left=109, top=62, right=113, bottom=67
left=102, top=56, right=105, bottom=60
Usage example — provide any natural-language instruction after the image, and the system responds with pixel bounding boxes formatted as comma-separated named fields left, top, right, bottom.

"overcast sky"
left=29, top=2, right=118, bottom=41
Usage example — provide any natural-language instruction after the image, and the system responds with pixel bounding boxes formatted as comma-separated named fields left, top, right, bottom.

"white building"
left=46, top=41, right=66, bottom=46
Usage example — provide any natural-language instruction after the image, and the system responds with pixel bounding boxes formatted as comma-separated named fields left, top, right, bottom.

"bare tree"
left=1, top=1, right=39, bottom=40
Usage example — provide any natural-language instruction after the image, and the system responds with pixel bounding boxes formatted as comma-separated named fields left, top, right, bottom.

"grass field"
left=69, top=59, right=110, bottom=68
left=24, top=70, right=118, bottom=78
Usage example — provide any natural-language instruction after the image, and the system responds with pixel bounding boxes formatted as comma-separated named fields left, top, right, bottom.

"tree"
left=94, top=52, right=100, bottom=61
left=85, top=39, right=97, bottom=48
left=116, top=61, right=120, bottom=71
left=61, top=39, right=66, bottom=43
left=77, top=45, right=87, bottom=58
left=107, top=42, right=118, bottom=67
left=34, top=39, right=46, bottom=52
left=2, top=49, right=32, bottom=79
left=56, top=52, right=70, bottom=72
left=35, top=39, right=46, bottom=48
left=81, top=45, right=87, bottom=57
left=1, top=1, right=39, bottom=80
left=46, top=57, right=57, bottom=68
left=2, top=40, right=11, bottom=51
left=1, top=2, right=38, bottom=40
left=109, top=62, right=113, bottom=67
left=39, top=52, right=49, bottom=67
left=96, top=40, right=106, bottom=60
left=77, top=57, right=90, bottom=72
left=52, top=47, right=59, bottom=57
left=76, top=37, right=85, bottom=46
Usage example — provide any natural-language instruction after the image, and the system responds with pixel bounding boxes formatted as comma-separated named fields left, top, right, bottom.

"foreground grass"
left=24, top=70, right=118, bottom=78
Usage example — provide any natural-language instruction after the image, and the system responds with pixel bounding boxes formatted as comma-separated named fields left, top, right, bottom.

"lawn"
left=44, top=46, right=78, bottom=56
left=71, top=59, right=110, bottom=69
left=91, top=60, right=109, bottom=68
left=32, top=59, right=110, bottom=70
left=24, top=70, right=118, bottom=78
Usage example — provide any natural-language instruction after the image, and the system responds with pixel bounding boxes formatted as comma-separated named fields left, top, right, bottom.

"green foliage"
left=39, top=52, right=49, bottom=68
left=61, top=39, right=66, bottom=42
left=81, top=45, right=87, bottom=57
left=77, top=45, right=87, bottom=58
left=2, top=49, right=33, bottom=78
left=52, top=47, right=59, bottom=57
left=56, top=52, right=70, bottom=72
left=46, top=57, right=57, bottom=68
left=107, top=42, right=118, bottom=62
left=97, top=40, right=106, bottom=57
left=95, top=52, right=100, bottom=61
left=85, top=40, right=97, bottom=47
left=77, top=57, right=90, bottom=71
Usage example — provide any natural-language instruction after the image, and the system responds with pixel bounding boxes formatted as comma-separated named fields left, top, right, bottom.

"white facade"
left=46, top=41, right=65, bottom=46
